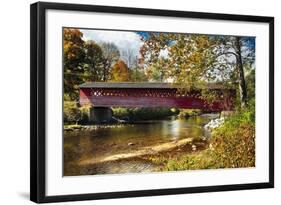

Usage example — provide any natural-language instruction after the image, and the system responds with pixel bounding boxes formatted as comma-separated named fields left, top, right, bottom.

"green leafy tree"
left=146, top=57, right=169, bottom=82
left=140, top=33, right=216, bottom=86
left=84, top=40, right=104, bottom=81
left=129, top=67, right=148, bottom=82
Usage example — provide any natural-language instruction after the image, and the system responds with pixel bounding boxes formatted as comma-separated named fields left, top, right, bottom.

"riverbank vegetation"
left=64, top=95, right=90, bottom=124
left=64, top=102, right=203, bottom=125
left=143, top=100, right=255, bottom=170
left=177, top=109, right=202, bottom=119
left=112, top=107, right=179, bottom=121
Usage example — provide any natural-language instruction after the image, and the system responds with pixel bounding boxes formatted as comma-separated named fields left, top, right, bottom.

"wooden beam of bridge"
left=79, top=82, right=236, bottom=111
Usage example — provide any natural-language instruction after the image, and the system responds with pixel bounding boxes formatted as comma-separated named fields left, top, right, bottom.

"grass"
left=145, top=100, right=255, bottom=171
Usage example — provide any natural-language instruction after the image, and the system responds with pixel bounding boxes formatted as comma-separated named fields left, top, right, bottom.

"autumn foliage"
left=64, top=29, right=85, bottom=99
left=110, top=60, right=130, bottom=82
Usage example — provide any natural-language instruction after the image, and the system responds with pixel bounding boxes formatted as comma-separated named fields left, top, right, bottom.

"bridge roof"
left=79, top=82, right=235, bottom=90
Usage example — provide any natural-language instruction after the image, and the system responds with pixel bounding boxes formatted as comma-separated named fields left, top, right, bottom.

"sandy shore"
left=79, top=137, right=194, bottom=165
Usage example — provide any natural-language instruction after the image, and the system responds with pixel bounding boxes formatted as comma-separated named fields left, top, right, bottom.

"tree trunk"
left=235, top=37, right=247, bottom=108
left=90, top=65, right=96, bottom=82
left=102, top=61, right=108, bottom=82
left=103, top=66, right=106, bottom=82
left=135, top=66, right=138, bottom=82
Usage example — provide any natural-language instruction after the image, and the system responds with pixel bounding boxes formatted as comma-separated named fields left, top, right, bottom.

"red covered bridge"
left=79, top=82, right=236, bottom=112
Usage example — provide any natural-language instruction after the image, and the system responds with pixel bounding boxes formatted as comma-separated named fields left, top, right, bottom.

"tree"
left=129, top=67, right=148, bottom=82
left=214, top=36, right=255, bottom=107
left=100, top=42, right=120, bottom=81
left=141, top=33, right=217, bottom=86
left=110, top=60, right=130, bottom=82
left=245, top=69, right=255, bottom=99
left=63, top=28, right=85, bottom=99
left=235, top=37, right=247, bottom=107
left=140, top=32, right=255, bottom=108
left=84, top=40, right=104, bottom=81
left=121, top=48, right=137, bottom=69
left=146, top=57, right=170, bottom=82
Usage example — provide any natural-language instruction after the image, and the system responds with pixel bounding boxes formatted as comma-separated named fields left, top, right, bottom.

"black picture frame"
left=30, top=1, right=274, bottom=203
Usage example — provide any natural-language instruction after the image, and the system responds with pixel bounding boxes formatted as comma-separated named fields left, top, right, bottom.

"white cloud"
left=159, top=48, right=169, bottom=59
left=80, top=29, right=143, bottom=62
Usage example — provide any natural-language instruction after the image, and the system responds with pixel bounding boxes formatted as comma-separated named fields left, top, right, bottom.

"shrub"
left=210, top=100, right=255, bottom=168
left=112, top=107, right=130, bottom=119
left=112, top=107, right=177, bottom=121
left=210, top=123, right=255, bottom=168
left=155, top=101, right=255, bottom=171
left=64, top=101, right=82, bottom=124
left=79, top=105, right=91, bottom=124
left=178, top=109, right=201, bottom=119
left=163, top=153, right=215, bottom=171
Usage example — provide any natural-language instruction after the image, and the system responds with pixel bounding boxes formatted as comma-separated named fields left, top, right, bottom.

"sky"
left=79, top=29, right=255, bottom=76
left=80, top=29, right=145, bottom=60
left=80, top=29, right=255, bottom=58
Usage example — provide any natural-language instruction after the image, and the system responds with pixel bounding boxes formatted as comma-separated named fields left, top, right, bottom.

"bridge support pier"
left=89, top=107, right=113, bottom=123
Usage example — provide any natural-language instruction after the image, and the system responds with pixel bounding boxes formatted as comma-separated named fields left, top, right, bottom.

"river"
left=64, top=114, right=219, bottom=176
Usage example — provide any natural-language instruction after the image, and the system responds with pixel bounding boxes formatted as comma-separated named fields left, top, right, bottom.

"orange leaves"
left=110, top=60, right=130, bottom=82
left=64, top=28, right=84, bottom=45
left=63, top=28, right=86, bottom=99
left=64, top=28, right=85, bottom=62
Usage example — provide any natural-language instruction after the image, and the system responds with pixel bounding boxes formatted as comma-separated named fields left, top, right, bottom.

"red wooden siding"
left=79, top=87, right=236, bottom=111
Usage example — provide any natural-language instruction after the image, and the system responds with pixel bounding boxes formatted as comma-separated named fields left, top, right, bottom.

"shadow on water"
left=64, top=114, right=219, bottom=176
